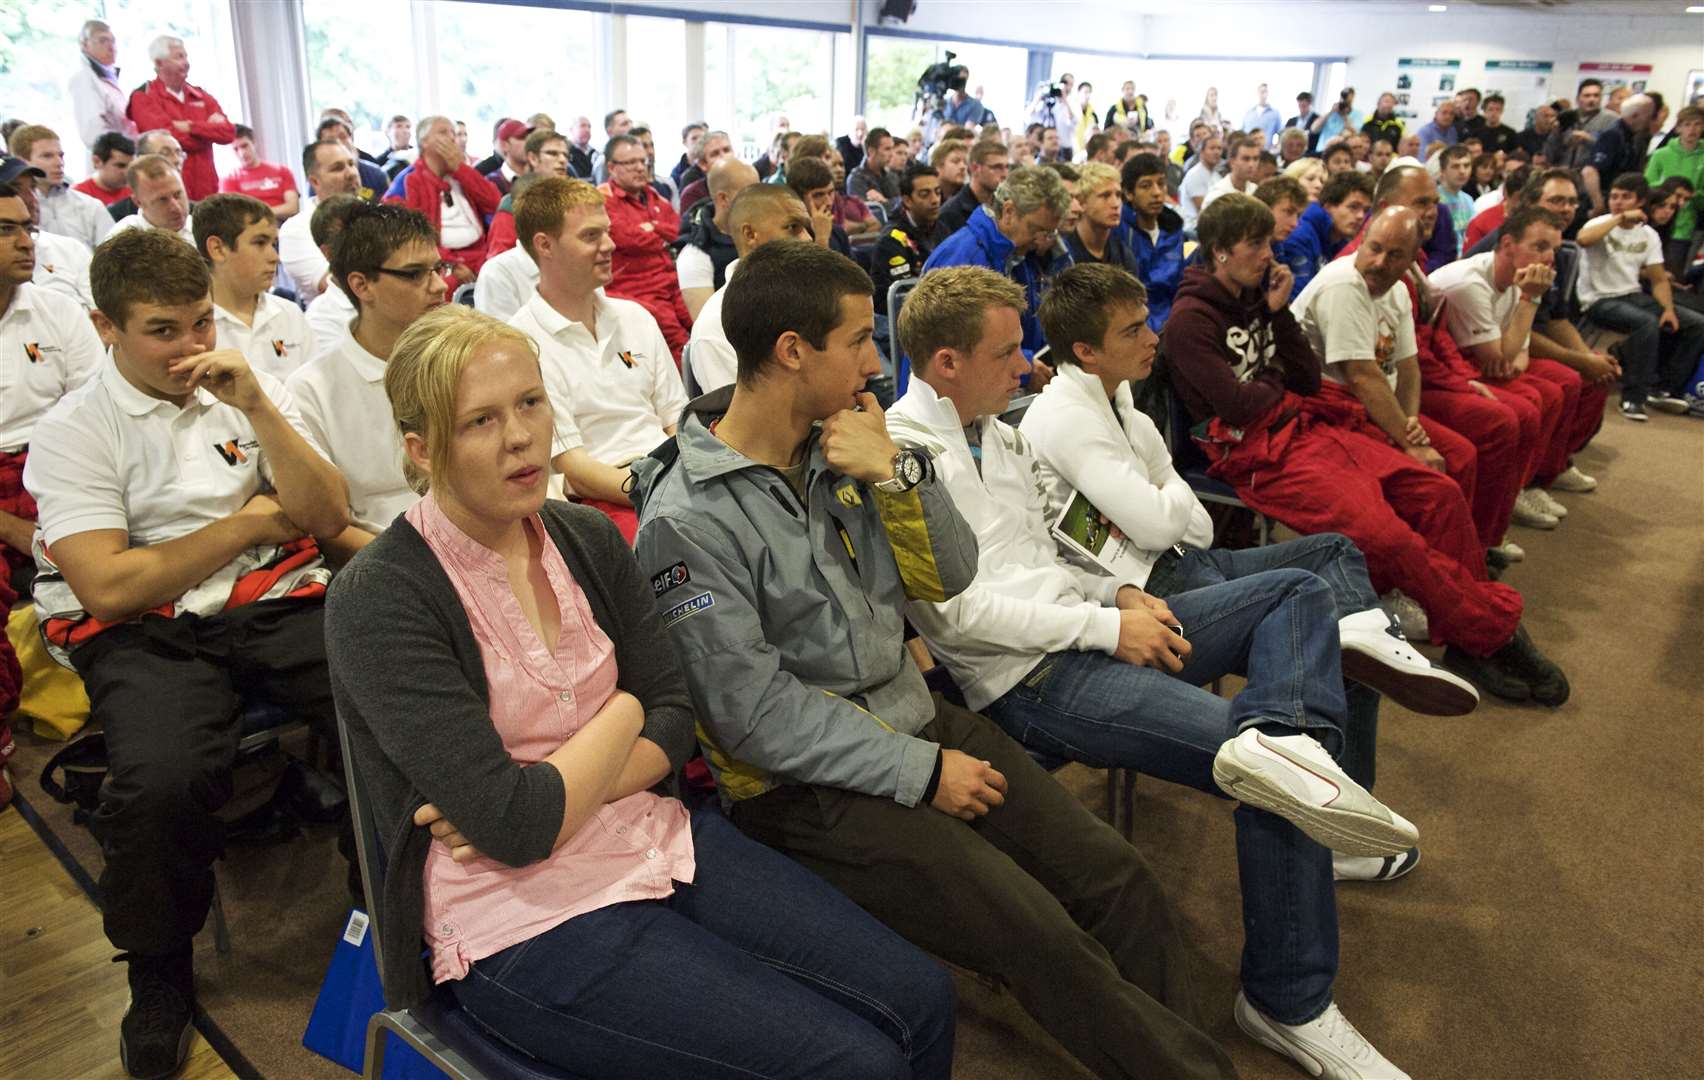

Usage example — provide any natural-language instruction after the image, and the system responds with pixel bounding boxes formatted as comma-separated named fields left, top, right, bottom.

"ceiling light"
left=1428, top=3, right=1447, bottom=10
left=1689, top=4, right=1704, bottom=12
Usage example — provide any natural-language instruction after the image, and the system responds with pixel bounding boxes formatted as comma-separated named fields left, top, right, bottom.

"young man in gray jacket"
left=631, top=239, right=1238, bottom=1080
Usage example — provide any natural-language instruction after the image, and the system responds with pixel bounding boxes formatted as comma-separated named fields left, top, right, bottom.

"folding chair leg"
left=1120, top=769, right=1136, bottom=841
left=211, top=873, right=230, bottom=955
left=364, top=1014, right=388, bottom=1080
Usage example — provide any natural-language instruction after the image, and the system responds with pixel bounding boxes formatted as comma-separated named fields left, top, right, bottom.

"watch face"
left=900, top=450, right=925, bottom=485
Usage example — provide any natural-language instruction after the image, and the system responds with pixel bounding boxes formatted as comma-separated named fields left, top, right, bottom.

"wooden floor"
left=0, top=800, right=234, bottom=1080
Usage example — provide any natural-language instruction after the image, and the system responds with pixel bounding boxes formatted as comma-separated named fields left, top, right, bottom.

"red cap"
left=497, top=119, right=533, bottom=144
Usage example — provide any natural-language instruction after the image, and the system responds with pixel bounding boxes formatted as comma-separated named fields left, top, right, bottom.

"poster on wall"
left=1482, top=60, right=1554, bottom=127
left=1689, top=70, right=1704, bottom=105
left=1394, top=57, right=1462, bottom=121
left=1577, top=62, right=1653, bottom=96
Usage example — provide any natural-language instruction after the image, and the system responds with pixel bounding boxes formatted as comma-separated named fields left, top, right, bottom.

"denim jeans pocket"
left=474, top=932, right=542, bottom=987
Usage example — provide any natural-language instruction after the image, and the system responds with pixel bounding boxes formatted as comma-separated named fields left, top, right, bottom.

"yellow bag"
left=6, top=604, right=90, bottom=740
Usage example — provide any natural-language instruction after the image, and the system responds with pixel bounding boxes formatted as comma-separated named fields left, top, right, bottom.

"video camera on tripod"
left=916, top=51, right=970, bottom=120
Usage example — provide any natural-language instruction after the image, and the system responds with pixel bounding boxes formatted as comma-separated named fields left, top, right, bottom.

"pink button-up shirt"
left=408, top=495, right=695, bottom=983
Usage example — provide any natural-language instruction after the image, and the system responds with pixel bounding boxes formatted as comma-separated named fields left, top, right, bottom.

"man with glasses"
left=0, top=178, right=105, bottom=592
left=1, top=157, right=95, bottom=311
left=383, top=114, right=501, bottom=282
left=480, top=129, right=575, bottom=261
left=101, top=129, right=182, bottom=223
left=924, top=165, right=1070, bottom=379
left=69, top=19, right=138, bottom=152
left=601, top=132, right=692, bottom=362
left=288, top=204, right=447, bottom=559
left=110, top=154, right=193, bottom=244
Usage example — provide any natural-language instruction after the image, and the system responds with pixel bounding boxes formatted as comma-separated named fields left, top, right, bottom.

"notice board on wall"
left=1395, top=57, right=1462, bottom=121
left=1577, top=61, right=1653, bottom=96
left=1482, top=60, right=1554, bottom=127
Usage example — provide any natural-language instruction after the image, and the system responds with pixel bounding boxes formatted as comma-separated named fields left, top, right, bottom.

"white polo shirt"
left=25, top=358, right=332, bottom=632
left=0, top=283, right=106, bottom=449
left=1291, top=256, right=1417, bottom=393
left=304, top=286, right=355, bottom=362
left=685, top=258, right=738, bottom=394
left=110, top=212, right=195, bottom=246
left=213, top=292, right=314, bottom=381
left=508, top=291, right=687, bottom=465
left=676, top=244, right=715, bottom=292
left=31, top=229, right=94, bottom=311
left=285, top=331, right=418, bottom=533
left=279, top=195, right=327, bottom=300
left=1200, top=174, right=1256, bottom=212
left=472, top=245, right=540, bottom=322
left=438, top=180, right=481, bottom=250
left=1429, top=251, right=1520, bottom=351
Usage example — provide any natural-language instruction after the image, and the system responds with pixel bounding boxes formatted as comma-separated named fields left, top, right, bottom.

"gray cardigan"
left=324, top=500, right=698, bottom=1008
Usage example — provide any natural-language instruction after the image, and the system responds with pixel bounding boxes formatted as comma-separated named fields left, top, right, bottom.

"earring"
left=1217, top=254, right=1227, bottom=262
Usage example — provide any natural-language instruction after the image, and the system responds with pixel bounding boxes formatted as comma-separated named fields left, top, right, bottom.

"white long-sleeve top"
left=1018, top=362, right=1214, bottom=588
left=887, top=376, right=1139, bottom=711
left=68, top=57, right=138, bottom=151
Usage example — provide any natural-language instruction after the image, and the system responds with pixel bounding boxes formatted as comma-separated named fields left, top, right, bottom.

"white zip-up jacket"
left=1019, top=363, right=1213, bottom=587
left=888, top=377, right=1137, bottom=711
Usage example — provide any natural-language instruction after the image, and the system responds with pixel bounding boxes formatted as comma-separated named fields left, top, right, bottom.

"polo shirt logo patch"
left=272, top=339, right=288, bottom=357
left=663, top=591, right=714, bottom=627
left=24, top=343, right=42, bottom=363
left=213, top=438, right=258, bottom=466
left=650, top=561, right=690, bottom=598
left=617, top=350, right=638, bottom=368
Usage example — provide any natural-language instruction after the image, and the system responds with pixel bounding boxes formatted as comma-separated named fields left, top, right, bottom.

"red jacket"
left=601, top=181, right=682, bottom=303
left=485, top=210, right=518, bottom=259
left=384, top=162, right=502, bottom=272
left=126, top=77, right=234, bottom=201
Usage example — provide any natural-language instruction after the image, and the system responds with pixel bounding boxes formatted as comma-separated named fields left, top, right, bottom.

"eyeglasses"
left=1542, top=197, right=1581, bottom=208
left=0, top=221, right=38, bottom=240
left=373, top=261, right=451, bottom=285
left=608, top=157, right=648, bottom=169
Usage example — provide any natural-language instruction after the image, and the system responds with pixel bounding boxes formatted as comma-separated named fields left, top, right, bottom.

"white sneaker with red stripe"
left=1212, top=730, right=1418, bottom=858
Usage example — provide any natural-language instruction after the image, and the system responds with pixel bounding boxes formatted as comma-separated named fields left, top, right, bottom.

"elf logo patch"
left=617, top=350, right=638, bottom=368
left=272, top=339, right=288, bottom=357
left=24, top=342, right=42, bottom=363
left=213, top=438, right=259, bottom=466
left=650, top=561, right=690, bottom=598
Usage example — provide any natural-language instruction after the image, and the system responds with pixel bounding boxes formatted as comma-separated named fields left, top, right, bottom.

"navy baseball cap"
left=0, top=155, right=45, bottom=184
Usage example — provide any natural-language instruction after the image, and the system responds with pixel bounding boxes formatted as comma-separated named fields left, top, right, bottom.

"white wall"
left=1129, top=6, right=1703, bottom=107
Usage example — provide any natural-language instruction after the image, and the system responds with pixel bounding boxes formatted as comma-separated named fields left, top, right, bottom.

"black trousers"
left=71, top=598, right=335, bottom=958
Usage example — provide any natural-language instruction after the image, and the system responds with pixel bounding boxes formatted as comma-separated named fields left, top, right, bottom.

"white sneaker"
left=1334, top=847, right=1422, bottom=882
left=1235, top=992, right=1411, bottom=1080
left=1493, top=540, right=1525, bottom=562
left=1512, top=489, right=1559, bottom=529
left=1549, top=465, right=1598, bottom=492
left=1530, top=487, right=1568, bottom=518
left=1212, top=730, right=1419, bottom=857
left=1337, top=609, right=1479, bottom=716
left=1381, top=590, right=1428, bottom=643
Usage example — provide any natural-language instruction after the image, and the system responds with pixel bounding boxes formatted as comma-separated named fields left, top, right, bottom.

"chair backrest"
left=887, top=277, right=920, bottom=397
left=679, top=341, right=702, bottom=398
left=336, top=711, right=390, bottom=978
left=452, top=282, right=476, bottom=308
left=999, top=393, right=1038, bottom=426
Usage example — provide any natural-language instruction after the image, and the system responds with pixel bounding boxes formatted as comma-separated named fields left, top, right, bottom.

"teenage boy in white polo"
left=195, top=193, right=312, bottom=380
left=0, top=181, right=105, bottom=591
left=287, top=204, right=448, bottom=556
left=508, top=176, right=687, bottom=541
left=22, top=227, right=348, bottom=1079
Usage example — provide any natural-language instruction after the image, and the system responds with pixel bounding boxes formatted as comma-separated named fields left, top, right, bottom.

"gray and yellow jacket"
left=630, top=387, right=980, bottom=808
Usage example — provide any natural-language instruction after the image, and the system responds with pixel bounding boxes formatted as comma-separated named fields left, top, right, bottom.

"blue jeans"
left=1147, top=533, right=1382, bottom=788
left=986, top=539, right=1376, bottom=1025
left=449, top=805, right=956, bottom=1080
left=1587, top=292, right=1704, bottom=402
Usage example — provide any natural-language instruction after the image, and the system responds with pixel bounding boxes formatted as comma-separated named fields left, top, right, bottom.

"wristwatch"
left=874, top=448, right=930, bottom=494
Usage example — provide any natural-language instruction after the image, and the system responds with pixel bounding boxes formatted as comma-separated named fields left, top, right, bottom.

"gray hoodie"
left=630, top=388, right=979, bottom=808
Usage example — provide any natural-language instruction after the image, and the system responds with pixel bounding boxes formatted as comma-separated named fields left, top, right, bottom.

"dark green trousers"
left=731, top=698, right=1238, bottom=1080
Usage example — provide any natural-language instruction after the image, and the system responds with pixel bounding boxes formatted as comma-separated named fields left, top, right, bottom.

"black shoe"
left=280, top=759, right=348, bottom=824
left=1620, top=400, right=1649, bottom=422
left=1496, top=624, right=1571, bottom=706
left=1442, top=644, right=1532, bottom=702
left=118, top=950, right=195, bottom=1079
left=1485, top=548, right=1507, bottom=580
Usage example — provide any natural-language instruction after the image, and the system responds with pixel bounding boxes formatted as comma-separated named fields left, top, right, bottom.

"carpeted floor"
left=7, top=410, right=1702, bottom=1080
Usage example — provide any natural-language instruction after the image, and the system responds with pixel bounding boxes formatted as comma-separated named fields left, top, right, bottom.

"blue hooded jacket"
left=1119, top=203, right=1185, bottom=332
left=1276, top=201, right=1339, bottom=298
left=924, top=205, right=1071, bottom=356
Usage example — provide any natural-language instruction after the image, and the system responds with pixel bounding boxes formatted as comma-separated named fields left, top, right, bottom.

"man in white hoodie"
left=888, top=264, right=1471, bottom=1080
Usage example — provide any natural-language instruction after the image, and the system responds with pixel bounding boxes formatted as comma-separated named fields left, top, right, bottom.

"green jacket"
left=1645, top=140, right=1704, bottom=241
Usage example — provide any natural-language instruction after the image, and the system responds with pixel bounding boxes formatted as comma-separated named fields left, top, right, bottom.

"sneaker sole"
left=1341, top=646, right=1480, bottom=717
left=1212, top=743, right=1417, bottom=858
left=1234, top=994, right=1329, bottom=1076
left=1510, top=513, right=1558, bottom=530
left=1439, top=653, right=1532, bottom=703
left=1647, top=399, right=1690, bottom=415
left=1335, top=847, right=1422, bottom=882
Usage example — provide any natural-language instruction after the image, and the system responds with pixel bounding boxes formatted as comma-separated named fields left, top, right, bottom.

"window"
left=304, top=0, right=416, bottom=156
left=1, top=0, right=240, bottom=178
left=863, top=37, right=1027, bottom=147
left=1140, top=59, right=1318, bottom=140
left=436, top=1, right=599, bottom=156
left=623, top=16, right=687, bottom=159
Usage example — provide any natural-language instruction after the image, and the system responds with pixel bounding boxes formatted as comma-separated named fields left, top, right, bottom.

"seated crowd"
left=4, top=21, right=1702, bottom=1080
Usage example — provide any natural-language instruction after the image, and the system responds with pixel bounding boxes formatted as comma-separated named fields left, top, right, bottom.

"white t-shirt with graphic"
left=1291, top=255, right=1417, bottom=392
left=1577, top=216, right=1663, bottom=308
